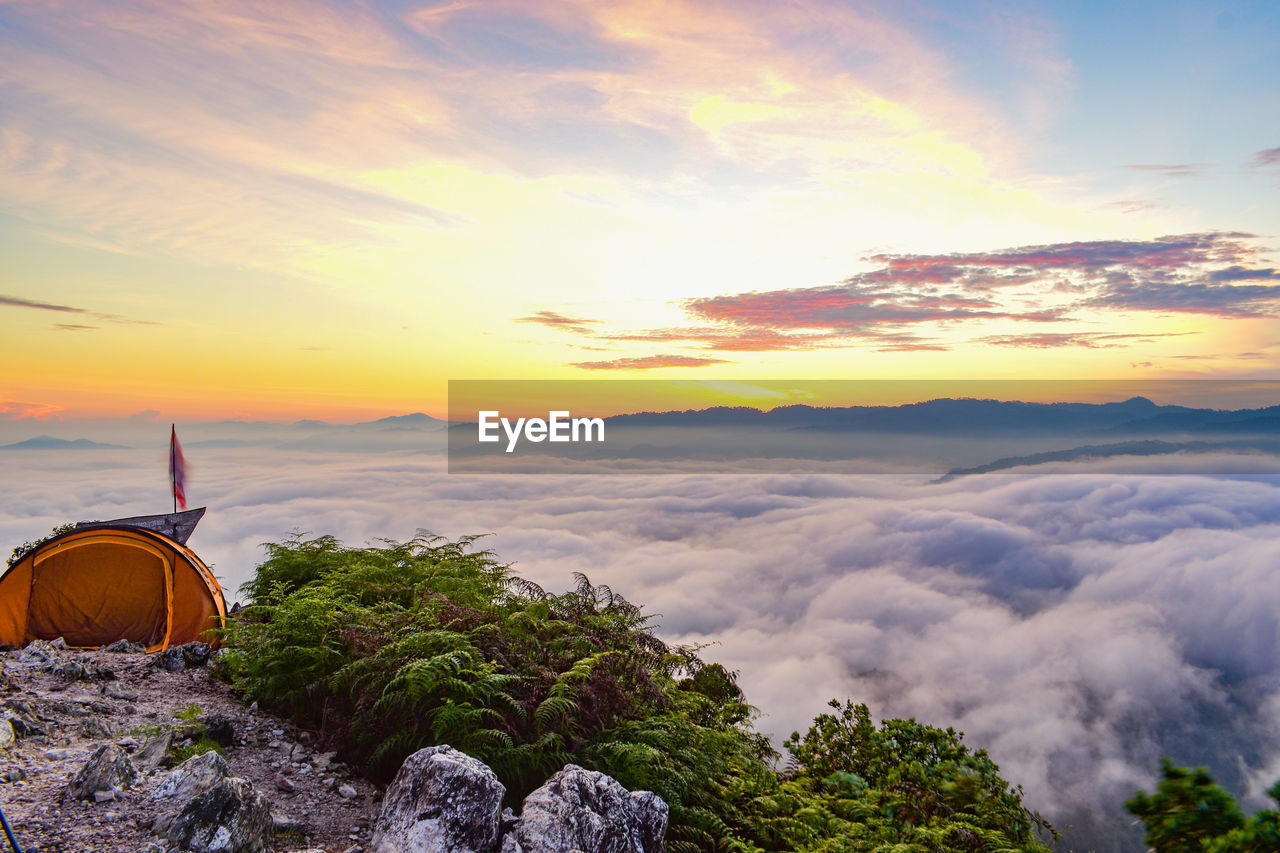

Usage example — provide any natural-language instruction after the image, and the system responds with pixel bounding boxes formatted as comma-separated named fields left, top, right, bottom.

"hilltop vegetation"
left=220, top=532, right=1055, bottom=852
left=1126, top=760, right=1280, bottom=852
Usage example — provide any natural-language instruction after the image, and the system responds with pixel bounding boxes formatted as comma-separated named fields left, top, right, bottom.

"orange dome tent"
left=0, top=508, right=226, bottom=651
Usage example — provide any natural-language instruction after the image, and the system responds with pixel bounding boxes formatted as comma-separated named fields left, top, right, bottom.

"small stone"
left=102, top=639, right=146, bottom=653
left=49, top=637, right=69, bottom=650
left=79, top=716, right=114, bottom=739
left=179, top=641, right=212, bottom=667
left=273, top=812, right=307, bottom=833
left=151, top=647, right=185, bottom=672
left=93, top=788, right=116, bottom=803
left=2, top=698, right=52, bottom=738
left=338, top=783, right=358, bottom=799
left=115, top=736, right=140, bottom=750
left=102, top=681, right=138, bottom=701
left=69, top=743, right=138, bottom=800
left=133, top=729, right=174, bottom=772
left=16, top=640, right=56, bottom=669
left=200, top=713, right=237, bottom=748
left=0, top=719, right=13, bottom=749
left=275, top=773, right=297, bottom=793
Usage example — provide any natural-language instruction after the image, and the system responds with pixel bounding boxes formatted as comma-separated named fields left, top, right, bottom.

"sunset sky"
left=3, top=0, right=1279, bottom=421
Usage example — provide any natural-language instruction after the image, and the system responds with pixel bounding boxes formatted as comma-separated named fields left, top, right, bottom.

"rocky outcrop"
left=371, top=745, right=506, bottom=853
left=501, top=765, right=668, bottom=853
left=69, top=743, right=139, bottom=800
left=165, top=776, right=273, bottom=853
left=371, top=748, right=668, bottom=853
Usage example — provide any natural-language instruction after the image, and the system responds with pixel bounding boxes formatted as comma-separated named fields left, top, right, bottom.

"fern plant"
left=222, top=531, right=1053, bottom=852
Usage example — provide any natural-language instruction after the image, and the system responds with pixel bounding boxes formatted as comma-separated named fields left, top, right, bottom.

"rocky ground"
left=0, top=639, right=380, bottom=853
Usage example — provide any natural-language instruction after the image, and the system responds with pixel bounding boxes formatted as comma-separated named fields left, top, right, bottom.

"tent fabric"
left=0, top=526, right=226, bottom=651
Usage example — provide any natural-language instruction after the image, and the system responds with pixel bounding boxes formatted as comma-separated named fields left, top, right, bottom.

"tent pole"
left=0, top=800, right=23, bottom=852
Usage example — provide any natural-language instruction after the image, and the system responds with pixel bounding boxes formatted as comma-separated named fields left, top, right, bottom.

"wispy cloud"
left=0, top=294, right=87, bottom=313
left=516, top=310, right=602, bottom=333
left=53, top=323, right=97, bottom=332
left=569, top=354, right=730, bottom=370
left=981, top=332, right=1186, bottom=349
left=1125, top=163, right=1207, bottom=177
left=0, top=400, right=63, bottom=420
left=1249, top=147, right=1280, bottom=168
left=1, top=292, right=154, bottom=327
left=600, top=327, right=853, bottom=352
left=686, top=283, right=1061, bottom=330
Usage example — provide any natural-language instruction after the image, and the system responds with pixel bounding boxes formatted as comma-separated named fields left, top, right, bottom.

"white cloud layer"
left=3, top=436, right=1278, bottom=848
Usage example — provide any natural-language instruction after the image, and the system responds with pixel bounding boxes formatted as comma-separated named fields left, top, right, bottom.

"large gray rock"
left=371, top=745, right=505, bottom=853
left=166, top=776, right=273, bottom=853
left=154, top=750, right=229, bottom=801
left=501, top=765, right=667, bottom=853
left=69, top=743, right=139, bottom=800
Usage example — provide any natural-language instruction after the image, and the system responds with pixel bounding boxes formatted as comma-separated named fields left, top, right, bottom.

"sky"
left=2, top=0, right=1279, bottom=422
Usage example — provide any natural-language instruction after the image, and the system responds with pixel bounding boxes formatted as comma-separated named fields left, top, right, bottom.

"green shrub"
left=169, top=735, right=226, bottom=766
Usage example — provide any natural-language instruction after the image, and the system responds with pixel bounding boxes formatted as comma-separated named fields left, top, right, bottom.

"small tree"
left=1127, top=759, right=1280, bottom=853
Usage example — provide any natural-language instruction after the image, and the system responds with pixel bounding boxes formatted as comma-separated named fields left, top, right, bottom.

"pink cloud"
left=569, top=354, right=730, bottom=370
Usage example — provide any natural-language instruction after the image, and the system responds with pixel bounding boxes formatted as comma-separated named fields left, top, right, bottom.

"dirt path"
left=0, top=643, right=381, bottom=852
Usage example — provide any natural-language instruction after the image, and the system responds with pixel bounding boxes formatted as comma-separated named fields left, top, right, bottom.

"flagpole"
left=170, top=424, right=177, bottom=514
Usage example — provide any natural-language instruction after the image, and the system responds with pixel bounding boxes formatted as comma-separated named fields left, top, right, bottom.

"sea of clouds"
left=3, top=427, right=1278, bottom=850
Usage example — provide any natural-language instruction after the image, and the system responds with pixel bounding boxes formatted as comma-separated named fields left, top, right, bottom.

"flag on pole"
left=169, top=425, right=187, bottom=511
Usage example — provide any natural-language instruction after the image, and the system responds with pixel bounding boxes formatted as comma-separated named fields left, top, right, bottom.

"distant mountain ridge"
left=605, top=396, right=1280, bottom=436
left=0, top=436, right=127, bottom=451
